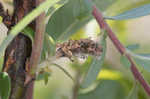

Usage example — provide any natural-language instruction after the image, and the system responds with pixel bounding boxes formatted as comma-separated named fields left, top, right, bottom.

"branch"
left=92, top=5, right=150, bottom=96
left=25, top=0, right=45, bottom=84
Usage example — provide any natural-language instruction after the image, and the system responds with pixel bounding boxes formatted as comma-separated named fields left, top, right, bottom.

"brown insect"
left=56, top=38, right=103, bottom=61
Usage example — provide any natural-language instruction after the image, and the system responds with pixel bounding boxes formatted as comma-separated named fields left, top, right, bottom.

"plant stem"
left=26, top=0, right=45, bottom=79
left=72, top=70, right=81, bottom=99
left=92, top=5, right=150, bottom=96
left=25, top=0, right=45, bottom=98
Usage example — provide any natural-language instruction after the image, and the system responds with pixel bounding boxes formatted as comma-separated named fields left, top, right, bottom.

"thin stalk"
left=25, top=0, right=46, bottom=82
left=92, top=5, right=150, bottom=96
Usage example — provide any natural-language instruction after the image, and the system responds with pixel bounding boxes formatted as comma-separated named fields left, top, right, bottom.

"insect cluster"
left=56, top=38, right=103, bottom=61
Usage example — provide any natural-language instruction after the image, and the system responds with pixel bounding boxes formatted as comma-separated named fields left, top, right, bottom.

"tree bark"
left=2, top=0, right=36, bottom=99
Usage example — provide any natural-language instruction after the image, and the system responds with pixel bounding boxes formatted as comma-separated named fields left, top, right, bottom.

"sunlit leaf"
left=81, top=31, right=107, bottom=88
left=78, top=80, right=125, bottom=99
left=105, top=3, right=150, bottom=20
left=0, top=72, right=11, bottom=99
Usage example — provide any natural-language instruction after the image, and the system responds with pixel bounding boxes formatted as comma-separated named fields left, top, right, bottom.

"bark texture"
left=2, top=0, right=36, bottom=99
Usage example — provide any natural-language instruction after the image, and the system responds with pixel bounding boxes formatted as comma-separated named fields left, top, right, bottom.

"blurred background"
left=1, top=0, right=150, bottom=99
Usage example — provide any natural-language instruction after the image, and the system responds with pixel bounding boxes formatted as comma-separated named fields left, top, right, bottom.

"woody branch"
left=92, top=5, right=150, bottom=96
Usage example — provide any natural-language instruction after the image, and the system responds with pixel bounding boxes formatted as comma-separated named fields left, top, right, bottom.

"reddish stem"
left=92, top=5, right=150, bottom=96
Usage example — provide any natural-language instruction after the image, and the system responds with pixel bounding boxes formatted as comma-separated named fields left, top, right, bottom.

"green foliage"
left=36, top=72, right=51, bottom=85
left=0, top=72, right=11, bottom=99
left=0, top=0, right=64, bottom=58
left=81, top=31, right=107, bottom=88
left=73, top=0, right=92, bottom=20
left=126, top=83, right=138, bottom=99
left=126, top=44, right=140, bottom=51
left=41, top=33, right=56, bottom=60
left=134, top=55, right=150, bottom=73
left=1, top=0, right=150, bottom=99
left=22, top=27, right=35, bottom=42
left=127, top=50, right=150, bottom=73
left=105, top=3, right=150, bottom=20
left=78, top=80, right=125, bottom=99
left=46, top=0, right=116, bottom=41
left=46, top=0, right=92, bottom=41
left=94, top=0, right=116, bottom=11
left=120, top=55, right=131, bottom=68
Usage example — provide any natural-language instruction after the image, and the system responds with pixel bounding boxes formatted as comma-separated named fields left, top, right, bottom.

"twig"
left=25, top=0, right=45, bottom=99
left=72, top=70, right=81, bottom=99
left=92, top=5, right=150, bottom=96
left=25, top=0, right=45, bottom=83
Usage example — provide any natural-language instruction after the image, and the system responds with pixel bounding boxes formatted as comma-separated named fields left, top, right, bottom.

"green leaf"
left=134, top=57, right=150, bottom=72
left=78, top=80, right=125, bottom=99
left=46, top=0, right=68, bottom=17
left=94, top=0, right=116, bottom=11
left=36, top=72, right=51, bottom=85
left=41, top=33, right=56, bottom=60
left=46, top=0, right=91, bottom=41
left=120, top=55, right=131, bottom=68
left=73, top=0, right=92, bottom=20
left=46, top=0, right=116, bottom=41
left=127, top=50, right=150, bottom=72
left=81, top=31, right=107, bottom=88
left=0, top=0, right=63, bottom=58
left=0, top=72, right=11, bottom=99
left=22, top=27, right=35, bottom=42
left=105, top=3, right=150, bottom=20
left=126, top=83, right=138, bottom=99
left=126, top=44, right=140, bottom=51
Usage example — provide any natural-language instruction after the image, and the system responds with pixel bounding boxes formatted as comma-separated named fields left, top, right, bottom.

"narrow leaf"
left=105, top=3, right=150, bottom=20
left=126, top=44, right=140, bottom=51
left=127, top=50, right=150, bottom=72
left=81, top=31, right=107, bottom=88
left=134, top=57, right=150, bottom=72
left=41, top=33, right=56, bottom=60
left=0, top=72, right=11, bottom=99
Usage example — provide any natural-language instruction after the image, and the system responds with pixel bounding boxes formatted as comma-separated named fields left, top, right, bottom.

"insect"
left=56, top=38, right=103, bottom=61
